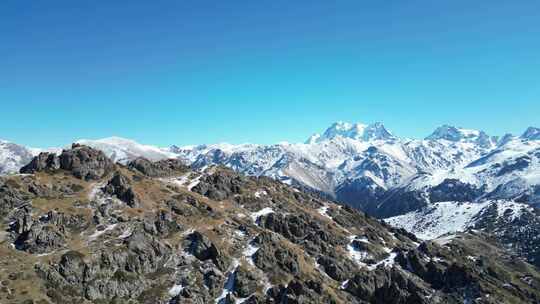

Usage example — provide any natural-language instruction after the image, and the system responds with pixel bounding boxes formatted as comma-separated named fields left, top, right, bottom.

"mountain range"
left=2, top=143, right=540, bottom=303
left=1, top=122, right=539, bottom=241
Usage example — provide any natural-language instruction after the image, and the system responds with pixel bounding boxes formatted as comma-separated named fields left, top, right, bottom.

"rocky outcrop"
left=345, top=267, right=432, bottom=304
left=252, top=232, right=300, bottom=275
left=192, top=169, right=246, bottom=200
left=58, top=144, right=115, bottom=180
left=233, top=267, right=258, bottom=298
left=128, top=157, right=188, bottom=177
left=13, top=222, right=66, bottom=254
left=187, top=231, right=228, bottom=270
left=429, top=178, right=485, bottom=203
left=36, top=229, right=173, bottom=302
left=143, top=210, right=181, bottom=236
left=19, top=152, right=59, bottom=174
left=103, top=172, right=140, bottom=207
left=259, top=212, right=346, bottom=256
left=0, top=181, right=29, bottom=219
left=20, top=144, right=114, bottom=180
left=7, top=207, right=77, bottom=254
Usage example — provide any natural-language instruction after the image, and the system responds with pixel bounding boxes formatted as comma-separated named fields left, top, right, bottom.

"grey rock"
left=253, top=232, right=300, bottom=275
left=143, top=210, right=181, bottom=236
left=188, top=231, right=220, bottom=262
left=59, top=144, right=115, bottom=180
left=14, top=223, right=66, bottom=254
left=233, top=266, right=258, bottom=298
left=192, top=170, right=245, bottom=200
left=20, top=144, right=114, bottom=180
left=20, top=152, right=59, bottom=174
left=103, top=172, right=140, bottom=207
left=128, top=157, right=188, bottom=177
left=346, top=267, right=431, bottom=304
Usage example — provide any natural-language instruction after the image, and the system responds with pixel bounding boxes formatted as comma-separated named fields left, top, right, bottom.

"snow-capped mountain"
left=0, top=140, right=60, bottom=174
left=170, top=122, right=540, bottom=217
left=2, top=122, right=539, bottom=221
left=0, top=140, right=36, bottom=174
left=522, top=126, right=540, bottom=140
left=306, top=121, right=396, bottom=144
left=425, top=124, right=497, bottom=148
left=76, top=136, right=176, bottom=163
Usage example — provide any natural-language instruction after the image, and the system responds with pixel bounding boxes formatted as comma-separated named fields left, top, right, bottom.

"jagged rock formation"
left=20, top=144, right=114, bottom=180
left=0, top=146, right=540, bottom=303
left=102, top=171, right=140, bottom=207
left=127, top=157, right=188, bottom=177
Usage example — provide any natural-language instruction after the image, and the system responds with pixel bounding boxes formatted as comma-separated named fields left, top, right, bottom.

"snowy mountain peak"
left=305, top=133, right=321, bottom=144
left=363, top=122, right=396, bottom=141
left=308, top=121, right=395, bottom=143
left=0, top=140, right=37, bottom=174
left=426, top=125, right=494, bottom=147
left=521, top=127, right=540, bottom=140
left=497, top=133, right=515, bottom=146
left=75, top=136, right=176, bottom=163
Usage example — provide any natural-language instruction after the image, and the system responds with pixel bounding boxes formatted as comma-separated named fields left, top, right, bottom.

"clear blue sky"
left=1, top=0, right=539, bottom=147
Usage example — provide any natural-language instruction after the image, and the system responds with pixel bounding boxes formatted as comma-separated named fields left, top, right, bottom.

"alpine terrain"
left=1, top=144, right=540, bottom=304
left=1, top=122, right=540, bottom=303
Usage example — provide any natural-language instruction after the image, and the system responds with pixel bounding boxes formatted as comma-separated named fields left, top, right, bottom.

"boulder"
left=233, top=266, right=258, bottom=298
left=143, top=210, right=181, bottom=236
left=252, top=232, right=300, bottom=275
left=20, top=152, right=59, bottom=174
left=127, top=157, right=188, bottom=177
left=188, top=231, right=220, bottom=262
left=58, top=251, right=87, bottom=285
left=0, top=182, right=30, bottom=219
left=345, top=267, right=431, bottom=304
left=59, top=144, right=114, bottom=180
left=14, top=224, right=66, bottom=254
left=103, top=172, right=140, bottom=207
left=192, top=170, right=245, bottom=200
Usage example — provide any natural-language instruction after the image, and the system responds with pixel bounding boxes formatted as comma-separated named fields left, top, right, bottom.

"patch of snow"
left=434, top=234, right=457, bottom=245
left=168, top=284, right=184, bottom=297
left=385, top=201, right=491, bottom=240
left=234, top=230, right=247, bottom=238
left=368, top=252, right=397, bottom=270
left=466, top=255, right=477, bottom=262
left=356, top=236, right=370, bottom=244
left=187, top=177, right=201, bottom=191
left=254, top=190, right=267, bottom=198
left=88, top=224, right=118, bottom=241
left=215, top=259, right=240, bottom=304
left=118, top=227, right=133, bottom=239
left=386, top=200, right=535, bottom=240
left=346, top=236, right=369, bottom=265
left=250, top=207, right=274, bottom=222
left=242, top=241, right=259, bottom=266
left=495, top=201, right=533, bottom=221
left=317, top=205, right=331, bottom=218
left=432, top=256, right=445, bottom=263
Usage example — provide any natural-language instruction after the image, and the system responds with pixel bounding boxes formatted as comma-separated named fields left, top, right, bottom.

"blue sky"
left=1, top=0, right=539, bottom=147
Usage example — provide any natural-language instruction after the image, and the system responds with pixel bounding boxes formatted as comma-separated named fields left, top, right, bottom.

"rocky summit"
left=0, top=144, right=539, bottom=304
